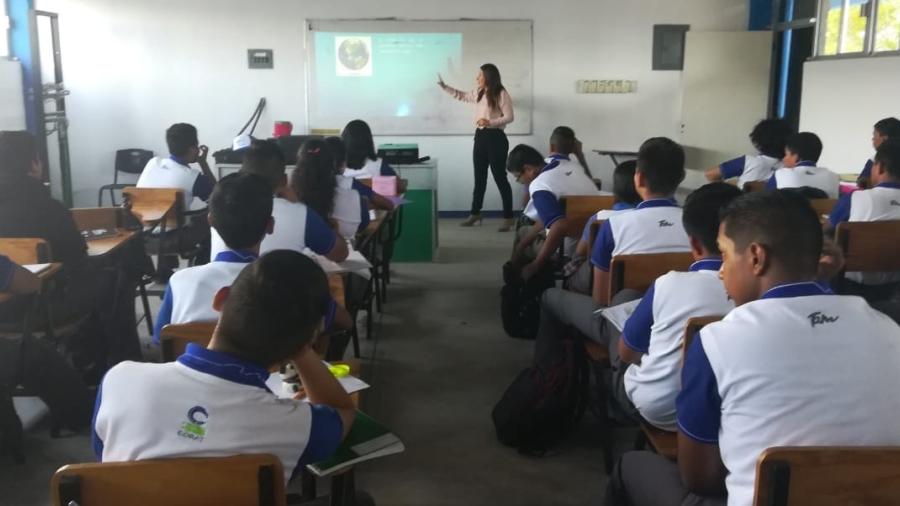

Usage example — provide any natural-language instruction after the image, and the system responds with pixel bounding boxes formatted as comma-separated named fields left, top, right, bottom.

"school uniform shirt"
left=829, top=182, right=900, bottom=285
left=579, top=202, right=635, bottom=243
left=136, top=156, right=214, bottom=208
left=766, top=161, right=840, bottom=198
left=621, top=258, right=733, bottom=431
left=676, top=282, right=900, bottom=506
left=209, top=197, right=338, bottom=259
left=591, top=199, right=690, bottom=271
left=152, top=250, right=256, bottom=344
left=0, top=255, right=13, bottom=292
left=342, top=157, right=397, bottom=179
left=92, top=344, right=344, bottom=482
left=524, top=154, right=601, bottom=226
left=859, top=157, right=874, bottom=180
left=333, top=175, right=373, bottom=240
left=718, top=154, right=783, bottom=186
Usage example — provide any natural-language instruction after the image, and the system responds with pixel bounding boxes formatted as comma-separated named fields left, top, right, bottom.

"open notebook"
left=306, top=411, right=404, bottom=477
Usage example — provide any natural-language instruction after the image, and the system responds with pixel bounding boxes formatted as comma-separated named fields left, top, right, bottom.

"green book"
left=306, top=411, right=404, bottom=477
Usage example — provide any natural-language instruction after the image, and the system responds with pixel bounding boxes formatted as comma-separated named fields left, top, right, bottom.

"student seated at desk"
left=533, top=138, right=690, bottom=359
left=609, top=183, right=739, bottom=431
left=0, top=131, right=141, bottom=375
left=828, top=139, right=900, bottom=305
left=325, top=137, right=395, bottom=208
left=546, top=126, right=594, bottom=178
left=705, top=118, right=792, bottom=185
left=507, top=140, right=600, bottom=280
left=766, top=132, right=840, bottom=198
left=136, top=123, right=217, bottom=209
left=341, top=119, right=397, bottom=178
left=209, top=140, right=348, bottom=262
left=605, top=190, right=900, bottom=506
left=94, top=250, right=356, bottom=482
left=564, top=160, right=641, bottom=295
left=857, top=117, right=900, bottom=189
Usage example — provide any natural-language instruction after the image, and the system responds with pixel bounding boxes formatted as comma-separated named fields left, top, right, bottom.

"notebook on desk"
left=307, top=411, right=404, bottom=477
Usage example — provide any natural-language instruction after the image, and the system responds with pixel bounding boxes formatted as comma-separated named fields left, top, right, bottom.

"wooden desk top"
left=0, top=262, right=62, bottom=303
left=363, top=210, right=389, bottom=237
left=328, top=273, right=346, bottom=308
left=129, top=202, right=175, bottom=226
left=86, top=229, right=138, bottom=257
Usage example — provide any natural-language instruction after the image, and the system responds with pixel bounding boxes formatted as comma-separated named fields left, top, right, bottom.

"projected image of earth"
left=338, top=38, right=370, bottom=70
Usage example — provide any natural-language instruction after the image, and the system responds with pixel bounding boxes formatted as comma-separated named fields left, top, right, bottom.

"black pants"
left=471, top=128, right=513, bottom=218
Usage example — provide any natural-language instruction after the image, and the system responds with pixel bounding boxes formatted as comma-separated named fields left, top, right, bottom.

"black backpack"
left=492, top=337, right=590, bottom=456
left=500, top=262, right=554, bottom=340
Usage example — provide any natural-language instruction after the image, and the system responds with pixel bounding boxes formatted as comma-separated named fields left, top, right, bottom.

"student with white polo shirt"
left=209, top=140, right=349, bottom=263
left=94, top=250, right=357, bottom=482
left=533, top=138, right=690, bottom=360
left=705, top=118, right=792, bottom=186
left=507, top=137, right=601, bottom=281
left=341, top=119, right=398, bottom=179
left=136, top=123, right=216, bottom=209
left=605, top=190, right=900, bottom=506
left=766, top=132, right=840, bottom=198
left=857, top=117, right=900, bottom=188
left=829, top=139, right=900, bottom=305
left=610, top=183, right=739, bottom=430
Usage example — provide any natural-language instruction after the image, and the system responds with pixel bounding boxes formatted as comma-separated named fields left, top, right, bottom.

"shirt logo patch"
left=178, top=405, right=208, bottom=442
left=658, top=220, right=674, bottom=227
left=564, top=171, right=573, bottom=176
left=890, top=200, right=900, bottom=206
left=808, top=311, right=839, bottom=327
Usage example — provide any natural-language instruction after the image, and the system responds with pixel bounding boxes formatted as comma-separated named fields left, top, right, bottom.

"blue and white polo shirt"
left=579, top=202, right=635, bottom=243
left=766, top=161, right=840, bottom=198
left=591, top=199, right=690, bottom=271
left=829, top=181, right=900, bottom=285
left=677, top=282, right=900, bottom=506
left=136, top=156, right=214, bottom=208
left=524, top=154, right=600, bottom=227
left=343, top=157, right=397, bottom=179
left=92, top=344, right=344, bottom=482
left=621, top=258, right=733, bottom=431
left=719, top=154, right=783, bottom=186
left=210, top=197, right=338, bottom=259
left=333, top=175, right=372, bottom=240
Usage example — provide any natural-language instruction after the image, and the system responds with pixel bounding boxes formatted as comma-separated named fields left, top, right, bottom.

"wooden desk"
left=85, top=230, right=138, bottom=258
left=328, top=273, right=346, bottom=308
left=363, top=210, right=389, bottom=237
left=121, top=187, right=181, bottom=227
left=593, top=149, right=638, bottom=167
left=0, top=263, right=62, bottom=303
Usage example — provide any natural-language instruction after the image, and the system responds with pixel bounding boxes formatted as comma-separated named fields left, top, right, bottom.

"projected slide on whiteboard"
left=307, top=20, right=533, bottom=135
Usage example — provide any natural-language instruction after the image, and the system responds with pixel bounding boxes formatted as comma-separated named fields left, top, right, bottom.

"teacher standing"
left=438, top=64, right=515, bottom=231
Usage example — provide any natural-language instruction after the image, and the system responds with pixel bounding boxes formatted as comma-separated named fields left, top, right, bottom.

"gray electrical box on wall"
left=248, top=49, right=274, bottom=69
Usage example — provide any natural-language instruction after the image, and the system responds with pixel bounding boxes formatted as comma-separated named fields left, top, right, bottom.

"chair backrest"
left=51, top=454, right=286, bottom=506
left=70, top=207, right=125, bottom=231
left=682, top=315, right=724, bottom=357
left=808, top=198, right=837, bottom=217
left=608, top=252, right=695, bottom=301
left=743, top=181, right=768, bottom=193
left=753, top=446, right=900, bottom=506
left=122, top=187, right=185, bottom=230
left=0, top=238, right=52, bottom=264
left=835, top=220, right=900, bottom=272
left=559, top=195, right=617, bottom=238
left=114, top=149, right=154, bottom=179
left=159, top=322, right=217, bottom=362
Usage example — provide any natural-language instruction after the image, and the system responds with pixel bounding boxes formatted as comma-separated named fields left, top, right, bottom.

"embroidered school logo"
left=658, top=220, right=674, bottom=227
left=177, top=406, right=208, bottom=442
left=564, top=171, right=574, bottom=176
left=890, top=199, right=900, bottom=206
left=808, top=311, right=839, bottom=327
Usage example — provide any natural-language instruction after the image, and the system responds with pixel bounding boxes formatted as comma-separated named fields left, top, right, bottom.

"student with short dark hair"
left=606, top=190, right=900, bottom=506
left=95, top=250, right=357, bottom=482
left=0, top=130, right=141, bottom=373
left=705, top=118, right=793, bottom=185
left=209, top=140, right=348, bottom=263
left=858, top=117, right=900, bottom=188
left=137, top=123, right=217, bottom=207
left=610, top=183, right=739, bottom=430
left=766, top=131, right=840, bottom=198
left=507, top=141, right=600, bottom=280
left=829, top=139, right=900, bottom=303
left=549, top=126, right=592, bottom=178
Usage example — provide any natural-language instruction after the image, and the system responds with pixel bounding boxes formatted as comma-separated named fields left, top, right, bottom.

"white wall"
left=38, top=0, right=747, bottom=209
left=800, top=56, right=900, bottom=175
left=0, top=59, right=25, bottom=130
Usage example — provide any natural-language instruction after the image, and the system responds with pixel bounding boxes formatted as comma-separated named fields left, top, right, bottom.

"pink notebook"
left=372, top=176, right=398, bottom=196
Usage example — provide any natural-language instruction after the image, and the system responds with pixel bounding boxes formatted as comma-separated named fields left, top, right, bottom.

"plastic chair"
left=98, top=149, right=154, bottom=206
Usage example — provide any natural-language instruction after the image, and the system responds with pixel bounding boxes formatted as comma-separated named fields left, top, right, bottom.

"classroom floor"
left=1, top=219, right=615, bottom=506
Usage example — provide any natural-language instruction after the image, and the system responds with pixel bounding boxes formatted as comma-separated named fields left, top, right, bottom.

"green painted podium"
left=392, top=161, right=438, bottom=262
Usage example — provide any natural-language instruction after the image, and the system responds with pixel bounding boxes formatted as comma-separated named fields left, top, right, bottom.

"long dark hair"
left=341, top=119, right=377, bottom=170
left=292, top=138, right=337, bottom=218
left=477, top=63, right=505, bottom=112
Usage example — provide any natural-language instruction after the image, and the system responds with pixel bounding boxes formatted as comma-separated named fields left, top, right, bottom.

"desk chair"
left=834, top=220, right=900, bottom=274
left=743, top=181, right=768, bottom=193
left=159, top=322, right=216, bottom=362
left=51, top=454, right=286, bottom=506
left=0, top=238, right=55, bottom=339
left=557, top=195, right=616, bottom=266
left=97, top=148, right=154, bottom=207
left=634, top=315, right=723, bottom=460
left=809, top=198, right=837, bottom=217
left=753, top=446, right=900, bottom=506
left=607, top=252, right=695, bottom=303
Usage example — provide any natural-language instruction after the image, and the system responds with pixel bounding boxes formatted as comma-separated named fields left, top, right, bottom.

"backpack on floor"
left=491, top=337, right=589, bottom=456
left=500, top=262, right=554, bottom=340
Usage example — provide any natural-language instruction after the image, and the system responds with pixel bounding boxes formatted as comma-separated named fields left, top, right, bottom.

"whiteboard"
left=305, top=19, right=533, bottom=135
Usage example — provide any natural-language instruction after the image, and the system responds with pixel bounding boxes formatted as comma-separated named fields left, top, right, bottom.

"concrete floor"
left=0, top=219, right=610, bottom=506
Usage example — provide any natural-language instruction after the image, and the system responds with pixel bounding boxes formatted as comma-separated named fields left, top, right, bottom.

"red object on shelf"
left=273, top=121, right=293, bottom=138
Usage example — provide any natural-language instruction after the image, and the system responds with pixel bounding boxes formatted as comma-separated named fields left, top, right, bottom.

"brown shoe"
left=460, top=215, right=483, bottom=227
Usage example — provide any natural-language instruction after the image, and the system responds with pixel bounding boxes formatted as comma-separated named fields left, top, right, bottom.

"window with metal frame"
left=817, top=0, right=900, bottom=56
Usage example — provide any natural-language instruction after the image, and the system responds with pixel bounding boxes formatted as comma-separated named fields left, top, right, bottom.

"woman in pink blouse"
left=438, top=64, right=515, bottom=231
